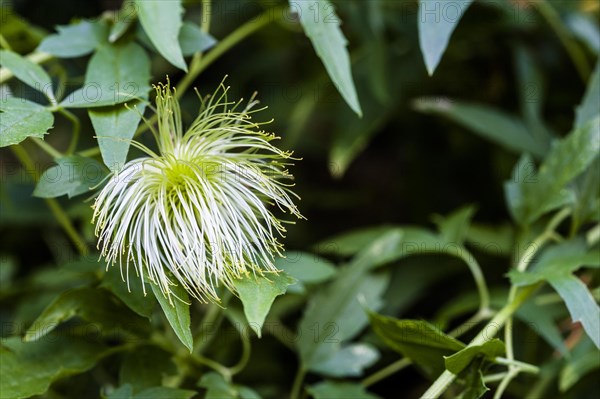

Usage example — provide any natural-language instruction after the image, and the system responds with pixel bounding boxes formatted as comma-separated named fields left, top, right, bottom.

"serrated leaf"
left=101, top=266, right=157, bottom=318
left=24, top=287, right=149, bottom=341
left=89, top=101, right=146, bottom=172
left=505, top=117, right=600, bottom=225
left=414, top=99, right=546, bottom=157
left=179, top=21, right=217, bottom=56
left=0, top=50, right=56, bottom=103
left=293, top=0, right=362, bottom=116
left=368, top=314, right=465, bottom=376
left=309, top=343, right=379, bottom=378
left=307, top=381, right=382, bottom=399
left=33, top=155, right=108, bottom=198
left=233, top=272, right=296, bottom=337
left=0, top=334, right=110, bottom=399
left=151, top=282, right=193, bottom=352
left=297, top=232, right=400, bottom=369
left=136, top=0, right=186, bottom=71
left=38, top=19, right=109, bottom=58
left=61, top=42, right=151, bottom=108
left=119, top=346, right=176, bottom=393
left=444, top=339, right=505, bottom=374
left=0, top=97, right=54, bottom=147
left=418, top=0, right=473, bottom=75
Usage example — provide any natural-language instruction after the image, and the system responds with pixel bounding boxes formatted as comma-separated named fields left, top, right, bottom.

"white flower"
left=92, top=81, right=302, bottom=303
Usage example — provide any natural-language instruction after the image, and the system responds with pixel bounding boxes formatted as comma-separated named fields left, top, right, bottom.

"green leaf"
left=0, top=97, right=54, bottom=147
left=61, top=42, right=151, bottom=108
left=465, top=223, right=514, bottom=256
left=444, top=339, right=505, bottom=374
left=274, top=251, right=336, bottom=284
left=33, top=155, right=108, bottom=198
left=505, top=116, right=600, bottom=225
left=151, top=282, right=193, bottom=352
left=368, top=314, right=465, bottom=376
left=101, top=266, right=157, bottom=318
left=414, top=99, right=546, bottom=157
left=38, top=19, right=109, bottom=58
left=508, top=239, right=600, bottom=284
left=109, top=2, right=138, bottom=43
left=133, top=387, right=197, bottom=399
left=549, top=275, right=600, bottom=349
left=179, top=21, right=217, bottom=56
left=0, top=50, right=56, bottom=103
left=297, top=232, right=400, bottom=369
left=418, top=0, right=474, bottom=75
left=456, top=359, right=489, bottom=399
left=575, top=62, right=600, bottom=130
left=293, top=0, right=362, bottom=116
left=433, top=205, right=476, bottom=244
left=0, top=334, right=110, bottom=399
left=508, top=239, right=600, bottom=348
left=233, top=272, right=296, bottom=337
left=516, top=300, right=569, bottom=356
left=89, top=101, right=146, bottom=172
left=135, top=0, right=187, bottom=71
left=313, top=225, right=398, bottom=257
left=573, top=157, right=600, bottom=228
left=559, top=337, right=600, bottom=392
left=119, top=346, right=176, bottom=393
left=310, top=343, right=379, bottom=378
left=307, top=381, right=382, bottom=399
left=514, top=45, right=553, bottom=151
left=198, top=372, right=261, bottom=399
left=24, top=287, right=148, bottom=341
left=107, top=384, right=134, bottom=399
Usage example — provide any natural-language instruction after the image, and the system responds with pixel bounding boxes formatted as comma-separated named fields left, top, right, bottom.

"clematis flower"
left=92, top=81, right=302, bottom=304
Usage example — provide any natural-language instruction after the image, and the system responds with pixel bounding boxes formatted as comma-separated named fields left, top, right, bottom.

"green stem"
left=420, top=283, right=541, bottom=399
left=229, top=326, right=251, bottom=376
left=31, top=137, right=63, bottom=159
left=0, top=33, right=13, bottom=50
left=190, top=353, right=233, bottom=382
left=0, top=51, right=54, bottom=84
left=78, top=6, right=281, bottom=159
left=494, top=357, right=540, bottom=374
left=201, top=0, right=212, bottom=33
left=289, top=368, right=306, bottom=399
left=361, top=358, right=412, bottom=388
left=175, top=6, right=284, bottom=98
left=447, top=307, right=494, bottom=338
left=534, top=0, right=590, bottom=82
left=59, top=109, right=81, bottom=154
left=448, top=248, right=491, bottom=314
left=10, top=145, right=88, bottom=255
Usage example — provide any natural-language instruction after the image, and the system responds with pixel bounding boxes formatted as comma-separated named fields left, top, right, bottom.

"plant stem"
left=59, top=109, right=81, bottom=154
left=419, top=283, right=541, bottom=399
left=0, top=51, right=54, bottom=84
left=176, top=6, right=284, bottom=98
left=201, top=0, right=212, bottom=33
left=31, top=137, right=63, bottom=159
left=10, top=145, right=88, bottom=255
left=361, top=358, right=412, bottom=388
left=534, top=0, right=590, bottom=82
left=77, top=6, right=282, bottom=159
left=289, top=368, right=306, bottom=399
left=229, top=326, right=251, bottom=376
